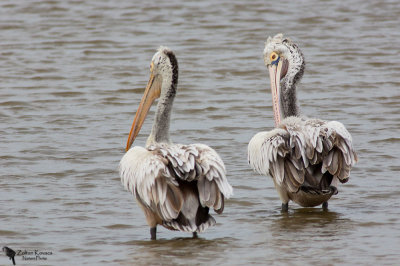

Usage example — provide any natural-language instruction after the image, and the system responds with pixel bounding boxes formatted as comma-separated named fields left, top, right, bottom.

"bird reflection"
left=270, top=208, right=353, bottom=238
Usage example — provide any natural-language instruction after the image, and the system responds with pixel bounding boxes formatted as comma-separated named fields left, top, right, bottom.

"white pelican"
left=248, top=34, right=358, bottom=211
left=119, top=47, right=233, bottom=240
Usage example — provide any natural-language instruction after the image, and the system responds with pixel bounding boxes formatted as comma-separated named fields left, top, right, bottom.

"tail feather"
left=163, top=212, right=216, bottom=233
left=300, top=185, right=337, bottom=195
left=162, top=181, right=218, bottom=233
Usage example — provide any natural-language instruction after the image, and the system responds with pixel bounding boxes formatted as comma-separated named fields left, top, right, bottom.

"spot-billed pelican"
left=119, top=47, right=233, bottom=239
left=248, top=34, right=357, bottom=211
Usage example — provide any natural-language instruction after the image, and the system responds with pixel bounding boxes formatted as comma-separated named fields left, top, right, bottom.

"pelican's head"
left=263, top=33, right=305, bottom=126
left=150, top=46, right=179, bottom=91
left=126, top=47, right=178, bottom=151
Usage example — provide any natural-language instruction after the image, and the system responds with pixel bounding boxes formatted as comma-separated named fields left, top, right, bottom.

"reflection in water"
left=125, top=237, right=237, bottom=265
left=271, top=209, right=352, bottom=234
left=266, top=210, right=355, bottom=265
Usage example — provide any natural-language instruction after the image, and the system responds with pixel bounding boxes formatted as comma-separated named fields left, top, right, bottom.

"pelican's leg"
left=150, top=227, right=157, bottom=240
left=274, top=180, right=289, bottom=212
left=322, top=201, right=328, bottom=210
left=192, top=232, right=198, bottom=238
left=136, top=199, right=159, bottom=240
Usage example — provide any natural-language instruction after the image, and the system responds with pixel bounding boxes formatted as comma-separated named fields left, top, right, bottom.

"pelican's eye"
left=270, top=52, right=279, bottom=65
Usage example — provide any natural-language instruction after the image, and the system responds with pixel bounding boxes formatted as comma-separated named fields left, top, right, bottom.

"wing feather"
left=120, top=143, right=232, bottom=229
left=148, top=143, right=232, bottom=212
left=248, top=129, right=289, bottom=177
left=192, top=143, right=233, bottom=198
left=120, top=146, right=165, bottom=203
left=248, top=117, right=357, bottom=192
left=321, top=121, right=358, bottom=182
left=119, top=146, right=183, bottom=221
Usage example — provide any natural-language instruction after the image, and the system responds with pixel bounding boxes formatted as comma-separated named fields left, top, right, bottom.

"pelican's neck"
left=280, top=76, right=300, bottom=118
left=146, top=53, right=178, bottom=147
left=146, top=86, right=175, bottom=147
left=279, top=45, right=305, bottom=118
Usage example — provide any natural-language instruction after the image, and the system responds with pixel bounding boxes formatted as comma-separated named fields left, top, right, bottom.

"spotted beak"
left=126, top=69, right=162, bottom=151
left=268, top=59, right=288, bottom=127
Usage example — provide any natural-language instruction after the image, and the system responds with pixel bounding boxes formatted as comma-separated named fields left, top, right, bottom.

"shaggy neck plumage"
left=280, top=43, right=305, bottom=118
left=280, top=73, right=300, bottom=118
left=147, top=52, right=178, bottom=146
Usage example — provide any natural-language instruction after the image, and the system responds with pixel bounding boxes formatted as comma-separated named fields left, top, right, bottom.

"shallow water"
left=1, top=0, right=400, bottom=265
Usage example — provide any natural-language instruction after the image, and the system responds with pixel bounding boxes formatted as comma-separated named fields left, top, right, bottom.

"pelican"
left=248, top=34, right=358, bottom=211
left=119, top=47, right=233, bottom=240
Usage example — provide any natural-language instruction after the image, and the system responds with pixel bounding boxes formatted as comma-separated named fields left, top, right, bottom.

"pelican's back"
left=120, top=143, right=233, bottom=233
left=248, top=116, right=357, bottom=207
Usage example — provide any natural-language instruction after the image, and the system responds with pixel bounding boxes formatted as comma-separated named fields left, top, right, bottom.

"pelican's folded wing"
left=120, top=144, right=233, bottom=221
left=248, top=119, right=358, bottom=193
left=248, top=128, right=306, bottom=192
left=119, top=146, right=183, bottom=221
left=149, top=143, right=233, bottom=213
left=191, top=143, right=233, bottom=213
left=305, top=120, right=358, bottom=183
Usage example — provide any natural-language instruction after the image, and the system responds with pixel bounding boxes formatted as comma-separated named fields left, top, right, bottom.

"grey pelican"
left=248, top=34, right=357, bottom=211
left=119, top=47, right=233, bottom=240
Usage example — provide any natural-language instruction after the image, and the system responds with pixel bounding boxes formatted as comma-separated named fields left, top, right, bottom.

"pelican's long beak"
left=268, top=59, right=285, bottom=127
left=126, top=70, right=161, bottom=151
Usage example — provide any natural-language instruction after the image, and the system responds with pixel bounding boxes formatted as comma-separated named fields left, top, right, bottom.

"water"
left=1, top=0, right=400, bottom=265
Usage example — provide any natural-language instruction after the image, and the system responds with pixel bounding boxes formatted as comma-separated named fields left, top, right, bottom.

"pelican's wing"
left=120, top=144, right=233, bottom=221
left=248, top=119, right=358, bottom=193
left=119, top=146, right=183, bottom=221
left=149, top=143, right=233, bottom=213
left=304, top=120, right=358, bottom=183
left=192, top=143, right=233, bottom=213
left=248, top=128, right=305, bottom=192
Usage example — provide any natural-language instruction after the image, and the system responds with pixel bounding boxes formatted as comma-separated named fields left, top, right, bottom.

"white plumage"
left=120, top=144, right=233, bottom=225
left=248, top=34, right=357, bottom=210
left=248, top=117, right=357, bottom=195
left=120, top=47, right=232, bottom=239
